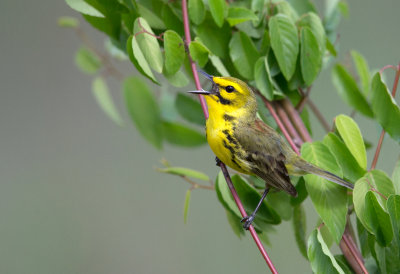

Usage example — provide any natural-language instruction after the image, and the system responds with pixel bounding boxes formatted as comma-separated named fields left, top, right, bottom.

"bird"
left=188, top=71, right=353, bottom=229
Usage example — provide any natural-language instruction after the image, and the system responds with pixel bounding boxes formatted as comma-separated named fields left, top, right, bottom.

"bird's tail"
left=294, top=159, right=354, bottom=190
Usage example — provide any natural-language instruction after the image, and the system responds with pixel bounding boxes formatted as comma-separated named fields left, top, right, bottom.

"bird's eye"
left=225, top=85, right=235, bottom=93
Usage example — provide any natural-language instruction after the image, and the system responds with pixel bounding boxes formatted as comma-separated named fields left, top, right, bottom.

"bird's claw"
left=241, top=215, right=255, bottom=230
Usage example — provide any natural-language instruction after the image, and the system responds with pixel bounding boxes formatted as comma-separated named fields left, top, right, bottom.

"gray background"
left=1, top=0, right=399, bottom=273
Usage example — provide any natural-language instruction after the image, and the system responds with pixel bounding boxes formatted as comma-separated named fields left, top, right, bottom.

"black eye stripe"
left=225, top=85, right=235, bottom=93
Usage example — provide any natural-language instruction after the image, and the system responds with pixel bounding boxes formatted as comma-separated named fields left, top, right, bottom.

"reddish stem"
left=274, top=102, right=302, bottom=147
left=370, top=63, right=400, bottom=170
left=182, top=1, right=277, bottom=272
left=281, top=99, right=312, bottom=143
left=219, top=163, right=278, bottom=274
left=258, top=93, right=300, bottom=155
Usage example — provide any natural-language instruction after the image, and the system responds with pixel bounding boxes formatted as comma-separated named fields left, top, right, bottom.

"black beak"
left=187, top=89, right=211, bottom=95
left=187, top=70, right=214, bottom=95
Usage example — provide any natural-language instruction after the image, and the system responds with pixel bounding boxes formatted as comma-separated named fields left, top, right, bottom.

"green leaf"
left=92, top=77, right=124, bottom=126
left=387, top=195, right=400, bottom=249
left=133, top=17, right=163, bottom=73
left=137, top=3, right=165, bottom=29
left=127, top=35, right=159, bottom=84
left=290, top=177, right=308, bottom=206
left=75, top=47, right=101, bottom=74
left=208, top=0, right=226, bottom=27
left=158, top=166, right=209, bottom=181
left=269, top=14, right=299, bottom=80
left=189, top=40, right=210, bottom=67
left=308, top=229, right=345, bottom=274
left=332, top=64, right=373, bottom=118
left=357, top=217, right=372, bottom=257
left=57, top=16, right=79, bottom=28
left=371, top=72, right=400, bottom=143
left=183, top=189, right=191, bottom=224
left=351, top=50, right=370, bottom=96
left=196, top=18, right=231, bottom=59
left=392, top=157, right=400, bottom=195
left=301, top=142, right=347, bottom=243
left=188, top=0, right=205, bottom=25
left=254, top=57, right=274, bottom=100
left=162, top=121, right=206, bottom=147
left=215, top=171, right=241, bottom=218
left=160, top=91, right=179, bottom=121
left=323, top=133, right=366, bottom=182
left=209, top=55, right=230, bottom=76
left=225, top=209, right=245, bottom=238
left=175, top=93, right=205, bottom=125
left=124, top=77, right=163, bottom=149
left=226, top=7, right=258, bottom=26
left=161, top=4, right=184, bottom=36
left=293, top=204, right=307, bottom=258
left=353, top=170, right=396, bottom=238
left=229, top=31, right=260, bottom=80
left=66, top=0, right=104, bottom=17
left=163, top=30, right=185, bottom=75
left=276, top=1, right=299, bottom=21
left=105, top=39, right=128, bottom=61
left=297, top=12, right=326, bottom=52
left=164, top=70, right=189, bottom=87
left=334, top=255, right=353, bottom=274
left=335, top=114, right=367, bottom=170
left=365, top=191, right=393, bottom=246
left=300, top=27, right=322, bottom=85
left=231, top=175, right=281, bottom=229
left=267, top=191, right=292, bottom=220
left=326, top=38, right=337, bottom=57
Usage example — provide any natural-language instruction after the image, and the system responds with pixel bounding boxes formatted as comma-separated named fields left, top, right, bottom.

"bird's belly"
left=206, top=126, right=251, bottom=174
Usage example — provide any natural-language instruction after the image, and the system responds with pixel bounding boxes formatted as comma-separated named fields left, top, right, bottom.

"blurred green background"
left=1, top=1, right=399, bottom=273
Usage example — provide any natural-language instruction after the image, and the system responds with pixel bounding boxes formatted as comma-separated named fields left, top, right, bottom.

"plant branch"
left=339, top=221, right=367, bottom=274
left=274, top=101, right=302, bottom=146
left=255, top=90, right=300, bottom=155
left=296, top=86, right=311, bottom=112
left=218, top=162, right=278, bottom=274
left=181, top=175, right=215, bottom=190
left=74, top=27, right=124, bottom=81
left=182, top=1, right=277, bottom=272
left=370, top=62, right=400, bottom=170
left=281, top=98, right=312, bottom=142
left=306, top=99, right=331, bottom=133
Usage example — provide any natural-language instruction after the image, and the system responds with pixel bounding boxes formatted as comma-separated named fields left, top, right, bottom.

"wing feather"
left=234, top=119, right=297, bottom=196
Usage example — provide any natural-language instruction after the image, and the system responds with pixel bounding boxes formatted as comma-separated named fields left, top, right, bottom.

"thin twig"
left=370, top=63, right=400, bottom=170
left=181, top=1, right=277, bottom=272
left=218, top=162, right=278, bottom=274
left=274, top=101, right=302, bottom=146
left=296, top=87, right=311, bottom=112
left=74, top=27, right=124, bottom=81
left=181, top=176, right=215, bottom=190
left=281, top=98, right=312, bottom=143
left=307, top=99, right=331, bottom=132
left=256, top=91, right=300, bottom=155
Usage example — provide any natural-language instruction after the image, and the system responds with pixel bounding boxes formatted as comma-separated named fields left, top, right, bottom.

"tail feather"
left=296, top=161, right=354, bottom=190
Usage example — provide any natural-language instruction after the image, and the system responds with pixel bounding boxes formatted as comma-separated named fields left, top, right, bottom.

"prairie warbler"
left=189, top=71, right=353, bottom=229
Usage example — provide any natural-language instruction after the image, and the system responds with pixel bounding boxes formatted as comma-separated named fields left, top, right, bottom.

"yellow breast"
left=206, top=115, right=251, bottom=175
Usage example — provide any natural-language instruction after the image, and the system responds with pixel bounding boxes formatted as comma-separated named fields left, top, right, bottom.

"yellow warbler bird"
left=189, top=71, right=353, bottom=229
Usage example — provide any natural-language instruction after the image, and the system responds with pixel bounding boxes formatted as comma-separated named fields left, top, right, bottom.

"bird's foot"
left=215, top=157, right=222, bottom=166
left=241, top=215, right=255, bottom=230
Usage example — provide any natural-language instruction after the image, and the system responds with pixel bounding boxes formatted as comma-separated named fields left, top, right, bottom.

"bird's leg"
left=215, top=157, right=222, bottom=166
left=241, top=187, right=270, bottom=230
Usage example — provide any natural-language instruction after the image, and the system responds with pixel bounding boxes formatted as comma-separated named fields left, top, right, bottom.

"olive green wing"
left=234, top=119, right=297, bottom=197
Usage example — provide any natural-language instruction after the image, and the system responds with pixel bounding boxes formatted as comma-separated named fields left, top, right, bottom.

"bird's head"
left=188, top=71, right=257, bottom=118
